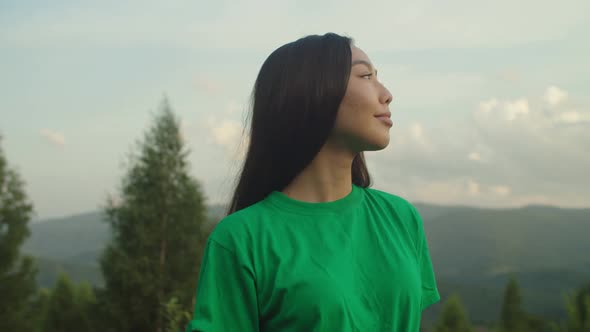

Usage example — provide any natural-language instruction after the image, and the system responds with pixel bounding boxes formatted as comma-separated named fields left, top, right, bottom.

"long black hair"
left=226, top=33, right=371, bottom=215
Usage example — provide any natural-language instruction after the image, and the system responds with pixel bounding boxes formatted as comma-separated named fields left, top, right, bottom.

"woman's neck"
left=281, top=142, right=355, bottom=203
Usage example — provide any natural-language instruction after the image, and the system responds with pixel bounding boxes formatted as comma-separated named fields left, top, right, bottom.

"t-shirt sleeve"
left=410, top=204, right=441, bottom=311
left=186, top=237, right=259, bottom=332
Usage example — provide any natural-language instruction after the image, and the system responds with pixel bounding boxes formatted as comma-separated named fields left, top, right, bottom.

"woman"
left=187, top=32, right=440, bottom=332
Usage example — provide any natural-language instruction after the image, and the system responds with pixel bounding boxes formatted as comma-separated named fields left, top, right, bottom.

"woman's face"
left=330, top=46, right=393, bottom=152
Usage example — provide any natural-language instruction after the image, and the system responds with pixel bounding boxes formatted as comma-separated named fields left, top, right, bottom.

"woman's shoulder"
left=364, top=186, right=417, bottom=212
left=207, top=199, right=271, bottom=251
left=363, top=187, right=425, bottom=242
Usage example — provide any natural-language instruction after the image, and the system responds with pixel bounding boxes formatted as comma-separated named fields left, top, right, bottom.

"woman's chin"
left=363, top=136, right=390, bottom=152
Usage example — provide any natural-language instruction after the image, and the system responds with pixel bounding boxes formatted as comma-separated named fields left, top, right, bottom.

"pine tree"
left=500, top=276, right=529, bottom=332
left=75, top=282, right=99, bottom=330
left=98, top=97, right=207, bottom=331
left=435, top=294, right=474, bottom=332
left=42, top=273, right=92, bottom=332
left=30, top=288, right=51, bottom=332
left=564, top=282, right=590, bottom=332
left=0, top=134, right=37, bottom=332
left=41, top=273, right=98, bottom=332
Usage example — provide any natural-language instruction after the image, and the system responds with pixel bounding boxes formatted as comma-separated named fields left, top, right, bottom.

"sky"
left=1, top=0, right=589, bottom=219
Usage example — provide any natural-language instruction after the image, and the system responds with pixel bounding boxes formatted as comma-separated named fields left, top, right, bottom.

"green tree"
left=525, top=314, right=553, bottom=332
left=564, top=282, right=590, bottom=332
left=435, top=294, right=474, bottom=332
left=0, top=135, right=37, bottom=332
left=75, top=281, right=99, bottom=330
left=500, top=276, right=529, bottom=332
left=42, top=273, right=97, bottom=332
left=162, top=296, right=192, bottom=332
left=98, top=97, right=207, bottom=331
left=31, top=288, right=51, bottom=332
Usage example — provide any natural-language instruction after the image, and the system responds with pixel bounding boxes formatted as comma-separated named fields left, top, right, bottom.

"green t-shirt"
left=187, top=184, right=440, bottom=332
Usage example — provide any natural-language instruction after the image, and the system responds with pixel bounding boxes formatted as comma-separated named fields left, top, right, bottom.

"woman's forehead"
left=350, top=46, right=375, bottom=73
left=351, top=46, right=372, bottom=65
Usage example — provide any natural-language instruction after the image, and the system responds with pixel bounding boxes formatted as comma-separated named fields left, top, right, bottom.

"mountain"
left=22, top=205, right=225, bottom=290
left=23, top=211, right=109, bottom=267
left=23, top=205, right=226, bottom=267
left=35, top=256, right=104, bottom=289
left=414, top=203, right=590, bottom=324
left=419, top=204, right=590, bottom=276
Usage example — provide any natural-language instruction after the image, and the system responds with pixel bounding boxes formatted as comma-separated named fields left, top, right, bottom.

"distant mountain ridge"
left=415, top=203, right=590, bottom=276
left=23, top=203, right=590, bottom=274
left=23, top=205, right=227, bottom=267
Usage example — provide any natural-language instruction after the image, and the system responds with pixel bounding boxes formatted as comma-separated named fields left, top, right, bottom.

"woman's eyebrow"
left=351, top=60, right=378, bottom=75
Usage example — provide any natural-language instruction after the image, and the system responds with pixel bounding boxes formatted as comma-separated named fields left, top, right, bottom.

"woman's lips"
left=375, top=114, right=393, bottom=127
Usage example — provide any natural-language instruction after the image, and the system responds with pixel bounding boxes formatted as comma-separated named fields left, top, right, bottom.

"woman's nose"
left=380, top=85, right=393, bottom=105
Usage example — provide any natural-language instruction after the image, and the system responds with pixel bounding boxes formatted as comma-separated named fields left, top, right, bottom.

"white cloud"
left=477, top=98, right=530, bottom=122
left=178, top=119, right=191, bottom=142
left=210, top=120, right=242, bottom=147
left=467, top=179, right=481, bottom=195
left=504, top=99, right=530, bottom=121
left=544, top=85, right=568, bottom=107
left=195, top=77, right=223, bottom=95
left=409, top=122, right=424, bottom=140
left=468, top=152, right=481, bottom=162
left=404, top=178, right=511, bottom=204
left=410, top=180, right=467, bottom=205
left=490, top=185, right=511, bottom=196
left=478, top=99, right=499, bottom=114
left=40, top=129, right=65, bottom=146
left=474, top=87, right=590, bottom=129
left=555, top=111, right=590, bottom=124
left=207, top=118, right=249, bottom=161
left=225, top=101, right=245, bottom=115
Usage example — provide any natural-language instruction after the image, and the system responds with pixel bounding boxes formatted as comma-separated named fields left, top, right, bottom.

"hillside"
left=23, top=212, right=109, bottom=267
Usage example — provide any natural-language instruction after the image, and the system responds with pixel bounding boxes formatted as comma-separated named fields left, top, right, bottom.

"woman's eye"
left=362, top=73, right=373, bottom=79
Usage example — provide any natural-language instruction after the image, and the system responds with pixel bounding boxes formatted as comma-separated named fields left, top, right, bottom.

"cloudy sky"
left=1, top=0, right=589, bottom=219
